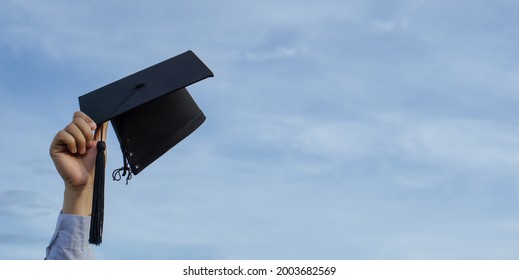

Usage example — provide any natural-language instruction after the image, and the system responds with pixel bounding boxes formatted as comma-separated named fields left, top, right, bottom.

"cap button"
left=135, top=81, right=145, bottom=89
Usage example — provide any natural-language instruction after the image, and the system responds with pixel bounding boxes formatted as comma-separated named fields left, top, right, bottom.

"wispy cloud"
left=2, top=0, right=519, bottom=259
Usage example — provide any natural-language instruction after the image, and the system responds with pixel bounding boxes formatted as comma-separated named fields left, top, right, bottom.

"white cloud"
left=2, top=0, right=519, bottom=259
left=397, top=118, right=519, bottom=169
left=371, top=18, right=409, bottom=33
left=244, top=46, right=308, bottom=62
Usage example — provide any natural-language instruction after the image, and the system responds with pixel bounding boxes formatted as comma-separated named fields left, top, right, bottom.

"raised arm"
left=46, top=111, right=107, bottom=260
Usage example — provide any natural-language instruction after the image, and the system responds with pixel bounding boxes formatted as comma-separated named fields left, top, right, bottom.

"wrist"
left=62, top=185, right=93, bottom=216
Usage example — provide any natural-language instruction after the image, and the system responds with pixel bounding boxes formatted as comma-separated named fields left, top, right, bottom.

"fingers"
left=53, top=130, right=79, bottom=154
left=58, top=111, right=98, bottom=154
left=74, top=111, right=96, bottom=131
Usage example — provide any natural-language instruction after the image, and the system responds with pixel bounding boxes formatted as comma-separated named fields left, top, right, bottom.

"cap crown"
left=79, top=50, right=213, bottom=175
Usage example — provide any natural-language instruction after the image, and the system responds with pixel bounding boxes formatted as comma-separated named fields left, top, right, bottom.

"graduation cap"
left=78, top=50, right=214, bottom=245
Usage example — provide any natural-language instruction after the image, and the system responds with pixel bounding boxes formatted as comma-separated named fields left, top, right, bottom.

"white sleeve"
left=45, top=213, right=95, bottom=260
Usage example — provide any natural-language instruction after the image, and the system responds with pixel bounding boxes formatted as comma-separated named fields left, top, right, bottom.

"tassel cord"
left=112, top=143, right=133, bottom=185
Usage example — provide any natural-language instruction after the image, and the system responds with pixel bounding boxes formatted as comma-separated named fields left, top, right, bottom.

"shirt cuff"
left=45, top=212, right=95, bottom=260
left=55, top=213, right=91, bottom=248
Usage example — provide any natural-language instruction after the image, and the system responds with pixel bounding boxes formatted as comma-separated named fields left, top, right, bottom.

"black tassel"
left=89, top=140, right=106, bottom=245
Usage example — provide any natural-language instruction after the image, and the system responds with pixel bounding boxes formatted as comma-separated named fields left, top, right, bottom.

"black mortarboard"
left=78, top=50, right=213, bottom=245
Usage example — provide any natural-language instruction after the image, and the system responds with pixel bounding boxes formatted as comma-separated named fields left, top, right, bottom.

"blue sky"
left=1, top=0, right=519, bottom=259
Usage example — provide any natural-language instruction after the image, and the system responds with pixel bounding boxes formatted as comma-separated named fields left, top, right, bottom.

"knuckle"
left=64, top=123, right=79, bottom=133
left=73, top=111, right=83, bottom=118
left=63, top=124, right=73, bottom=133
left=57, top=130, right=72, bottom=143
left=72, top=115, right=83, bottom=125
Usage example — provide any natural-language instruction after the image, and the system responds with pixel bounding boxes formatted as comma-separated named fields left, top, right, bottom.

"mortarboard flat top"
left=79, top=50, right=214, bottom=125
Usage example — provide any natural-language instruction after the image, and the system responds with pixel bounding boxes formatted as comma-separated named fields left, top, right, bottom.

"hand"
left=50, top=111, right=108, bottom=215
